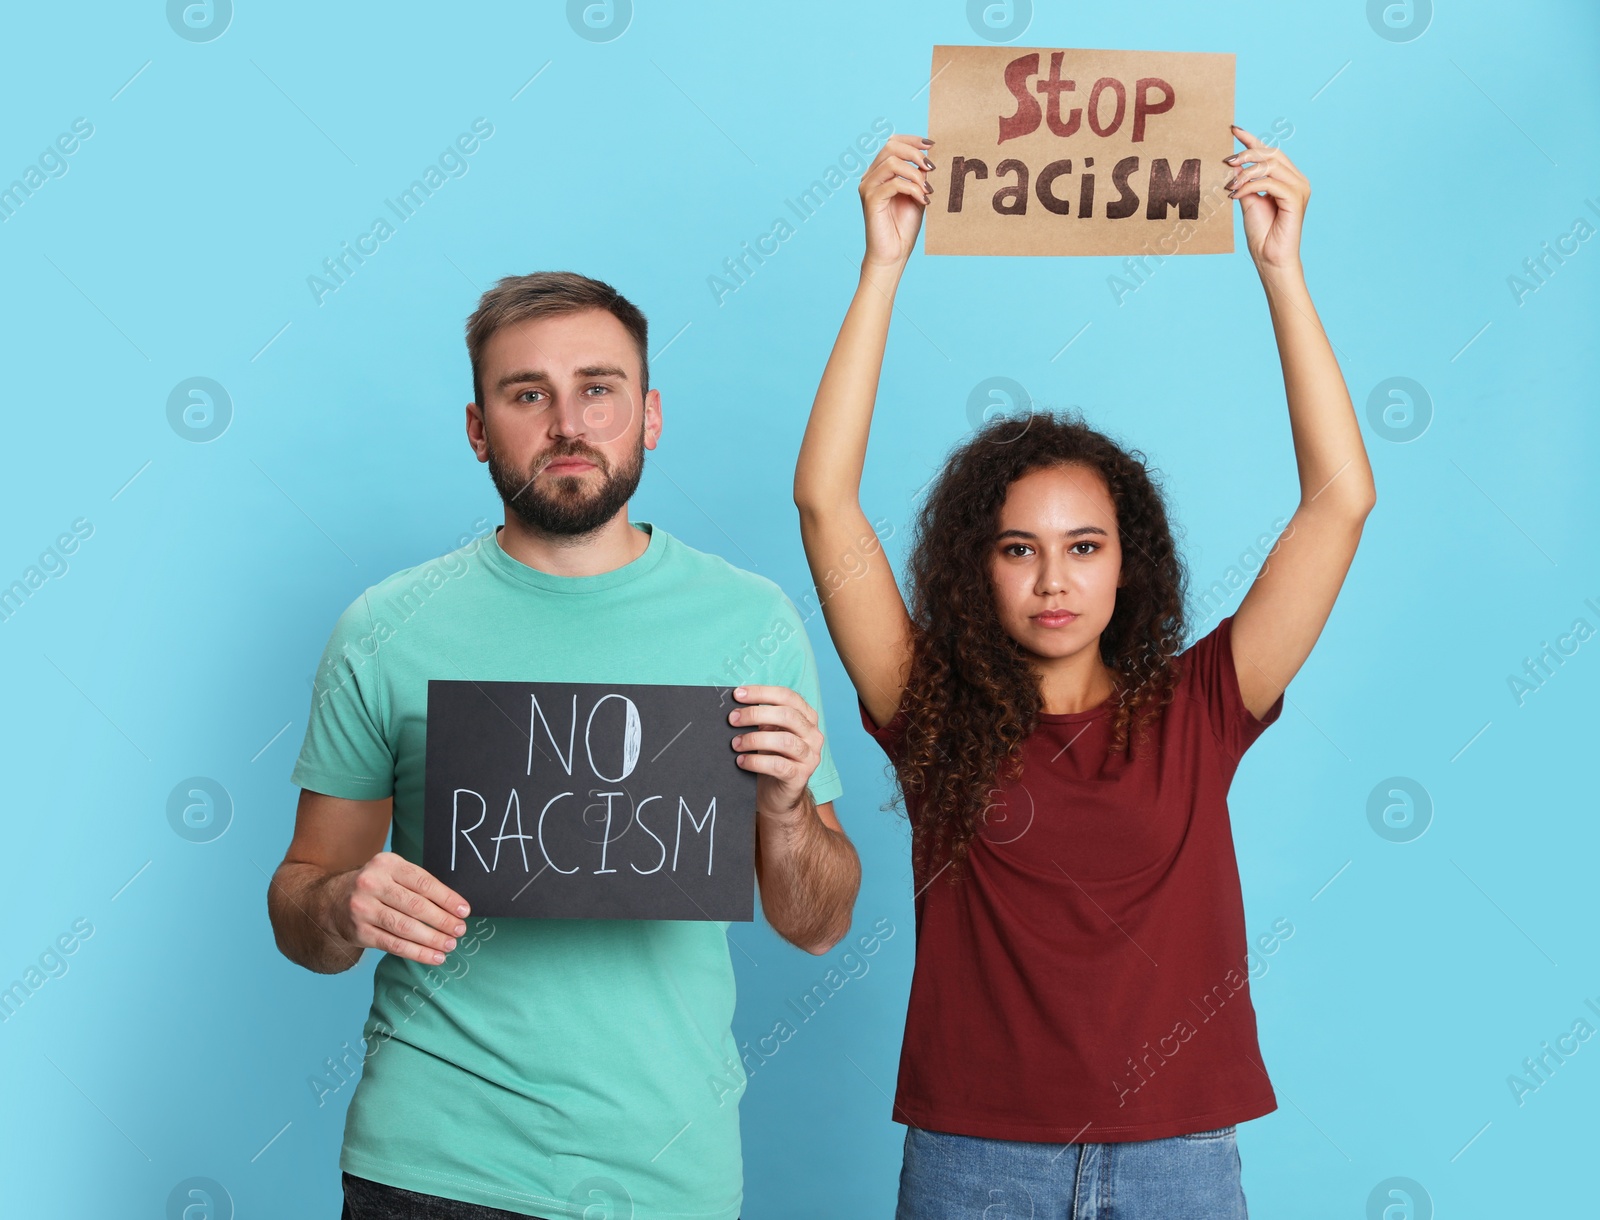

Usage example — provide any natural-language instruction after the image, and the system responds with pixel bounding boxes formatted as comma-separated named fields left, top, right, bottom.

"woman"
left=793, top=126, right=1374, bottom=1218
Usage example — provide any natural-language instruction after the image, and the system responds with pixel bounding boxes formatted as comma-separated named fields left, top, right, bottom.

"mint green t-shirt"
left=290, top=521, right=843, bottom=1219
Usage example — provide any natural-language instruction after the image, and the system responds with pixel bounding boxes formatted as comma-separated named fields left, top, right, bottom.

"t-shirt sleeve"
left=858, top=691, right=909, bottom=763
left=289, top=592, right=395, bottom=800
left=765, top=594, right=844, bottom=808
left=1184, top=612, right=1285, bottom=761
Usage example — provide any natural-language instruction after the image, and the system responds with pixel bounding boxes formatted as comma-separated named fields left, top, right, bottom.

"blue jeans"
left=339, top=1171, right=742, bottom=1220
left=896, top=1125, right=1248, bottom=1220
left=340, top=1172, right=547, bottom=1219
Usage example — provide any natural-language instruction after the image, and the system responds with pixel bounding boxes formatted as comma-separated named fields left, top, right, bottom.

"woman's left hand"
left=1226, top=123, right=1309, bottom=272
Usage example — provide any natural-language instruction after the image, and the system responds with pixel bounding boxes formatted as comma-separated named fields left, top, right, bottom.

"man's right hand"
left=268, top=791, right=475, bottom=975
left=327, top=851, right=471, bottom=967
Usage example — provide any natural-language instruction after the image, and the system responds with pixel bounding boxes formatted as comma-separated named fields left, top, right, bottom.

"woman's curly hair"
left=891, top=409, right=1188, bottom=878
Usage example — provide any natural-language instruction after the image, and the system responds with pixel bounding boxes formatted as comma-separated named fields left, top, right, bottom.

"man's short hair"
left=465, top=271, right=650, bottom=407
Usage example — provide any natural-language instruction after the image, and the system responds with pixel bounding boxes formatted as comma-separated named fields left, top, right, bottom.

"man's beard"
left=484, top=426, right=645, bottom=538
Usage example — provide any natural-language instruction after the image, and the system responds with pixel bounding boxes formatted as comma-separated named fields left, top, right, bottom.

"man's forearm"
left=268, top=862, right=363, bottom=975
left=757, top=796, right=861, bottom=955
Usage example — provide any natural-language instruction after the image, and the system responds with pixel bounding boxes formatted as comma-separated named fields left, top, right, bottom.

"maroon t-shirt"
left=859, top=613, right=1285, bottom=1142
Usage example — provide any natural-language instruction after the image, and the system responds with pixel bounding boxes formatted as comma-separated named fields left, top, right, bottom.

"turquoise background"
left=2, top=1, right=1596, bottom=1216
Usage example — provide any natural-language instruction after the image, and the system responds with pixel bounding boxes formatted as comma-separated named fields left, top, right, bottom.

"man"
left=267, top=271, right=861, bottom=1219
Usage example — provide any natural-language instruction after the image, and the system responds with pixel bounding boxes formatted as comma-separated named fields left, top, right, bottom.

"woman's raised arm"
left=793, top=135, right=934, bottom=729
left=1225, top=123, right=1378, bottom=718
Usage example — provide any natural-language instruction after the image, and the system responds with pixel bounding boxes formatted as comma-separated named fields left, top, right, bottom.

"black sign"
left=422, top=680, right=759, bottom=921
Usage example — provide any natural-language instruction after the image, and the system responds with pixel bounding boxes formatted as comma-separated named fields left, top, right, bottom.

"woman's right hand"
left=859, top=134, right=934, bottom=269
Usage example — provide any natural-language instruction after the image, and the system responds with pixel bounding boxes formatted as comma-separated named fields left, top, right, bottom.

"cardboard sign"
left=422, top=680, right=759, bottom=921
left=925, top=45, right=1235, bottom=256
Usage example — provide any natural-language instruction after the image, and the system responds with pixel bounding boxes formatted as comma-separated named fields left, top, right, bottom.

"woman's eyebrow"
left=995, top=525, right=1109, bottom=540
